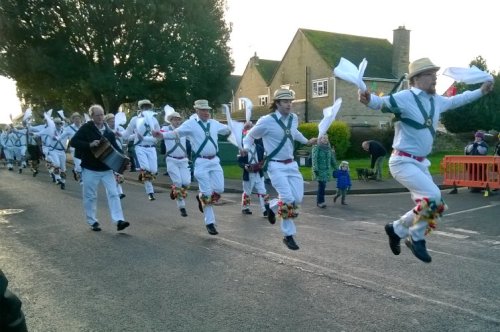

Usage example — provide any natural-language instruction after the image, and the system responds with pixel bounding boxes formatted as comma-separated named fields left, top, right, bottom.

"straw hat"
left=273, top=88, right=295, bottom=100
left=53, top=118, right=63, bottom=125
left=408, top=58, right=440, bottom=80
left=138, top=99, right=153, bottom=109
left=193, top=99, right=212, bottom=110
left=166, top=111, right=182, bottom=121
left=104, top=113, right=115, bottom=121
left=70, top=112, right=81, bottom=120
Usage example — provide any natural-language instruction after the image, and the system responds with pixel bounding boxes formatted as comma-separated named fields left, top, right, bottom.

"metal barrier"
left=440, top=156, right=500, bottom=195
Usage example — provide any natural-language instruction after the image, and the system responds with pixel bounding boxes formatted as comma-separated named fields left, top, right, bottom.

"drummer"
left=70, top=105, right=130, bottom=232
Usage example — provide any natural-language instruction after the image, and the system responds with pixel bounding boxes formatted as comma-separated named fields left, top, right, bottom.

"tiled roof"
left=301, top=29, right=395, bottom=78
left=255, top=59, right=280, bottom=84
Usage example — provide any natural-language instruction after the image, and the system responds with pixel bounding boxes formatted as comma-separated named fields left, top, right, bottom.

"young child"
left=311, top=134, right=337, bottom=208
left=333, top=160, right=352, bottom=205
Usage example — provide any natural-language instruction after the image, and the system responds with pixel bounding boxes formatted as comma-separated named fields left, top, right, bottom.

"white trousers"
left=194, top=157, right=224, bottom=225
left=242, top=172, right=267, bottom=212
left=81, top=168, right=124, bottom=226
left=389, top=156, right=442, bottom=241
left=166, top=157, right=191, bottom=209
left=267, top=161, right=303, bottom=236
left=48, top=149, right=67, bottom=183
left=70, top=147, right=82, bottom=172
left=135, top=145, right=158, bottom=194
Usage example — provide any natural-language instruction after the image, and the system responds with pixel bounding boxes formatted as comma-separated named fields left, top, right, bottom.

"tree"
left=440, top=56, right=500, bottom=133
left=0, top=0, right=233, bottom=114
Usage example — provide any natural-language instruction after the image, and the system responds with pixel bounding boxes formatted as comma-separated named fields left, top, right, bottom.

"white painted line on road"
left=447, top=227, right=479, bottom=234
left=445, top=204, right=500, bottom=216
left=483, top=240, right=500, bottom=246
left=361, top=221, right=377, bottom=225
left=432, top=231, right=470, bottom=239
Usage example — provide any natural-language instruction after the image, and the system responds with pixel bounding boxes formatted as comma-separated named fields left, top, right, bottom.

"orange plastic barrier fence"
left=440, top=156, right=500, bottom=190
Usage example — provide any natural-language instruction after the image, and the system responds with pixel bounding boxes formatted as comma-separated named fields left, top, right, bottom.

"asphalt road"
left=1, top=168, right=499, bottom=332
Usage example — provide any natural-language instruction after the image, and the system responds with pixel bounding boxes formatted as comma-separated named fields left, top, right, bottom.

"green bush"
left=297, top=121, right=351, bottom=159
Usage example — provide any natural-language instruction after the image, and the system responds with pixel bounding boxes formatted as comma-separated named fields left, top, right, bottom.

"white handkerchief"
left=224, top=104, right=244, bottom=148
left=442, top=66, right=493, bottom=84
left=318, top=98, right=342, bottom=138
left=333, top=57, right=367, bottom=92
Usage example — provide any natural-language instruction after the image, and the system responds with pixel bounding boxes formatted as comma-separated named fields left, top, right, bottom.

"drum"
left=91, top=137, right=130, bottom=174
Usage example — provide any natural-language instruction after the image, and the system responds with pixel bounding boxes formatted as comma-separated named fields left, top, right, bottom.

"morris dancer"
left=105, top=113, right=127, bottom=199
left=158, top=111, right=191, bottom=217
left=10, top=124, right=28, bottom=173
left=123, top=99, right=160, bottom=201
left=46, top=118, right=72, bottom=189
left=359, top=58, right=494, bottom=263
left=243, top=89, right=317, bottom=250
left=155, top=99, right=231, bottom=235
left=238, top=122, right=269, bottom=217
left=63, top=112, right=83, bottom=183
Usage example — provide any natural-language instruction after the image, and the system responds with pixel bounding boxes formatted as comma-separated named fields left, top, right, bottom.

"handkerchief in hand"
left=318, top=98, right=342, bottom=138
left=333, top=57, right=367, bottom=92
left=442, top=66, right=493, bottom=84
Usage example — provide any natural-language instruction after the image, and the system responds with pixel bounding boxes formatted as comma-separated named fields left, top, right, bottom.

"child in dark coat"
left=332, top=160, right=352, bottom=205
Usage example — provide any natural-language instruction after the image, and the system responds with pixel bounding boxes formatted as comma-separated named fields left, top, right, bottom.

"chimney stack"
left=392, top=26, right=410, bottom=78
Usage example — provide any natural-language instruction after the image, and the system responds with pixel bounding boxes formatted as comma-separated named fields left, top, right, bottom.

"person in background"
left=359, top=57, right=493, bottom=263
left=70, top=104, right=130, bottom=232
left=494, top=133, right=500, bottom=156
left=0, top=269, right=28, bottom=332
left=332, top=160, right=351, bottom=205
left=238, top=121, right=269, bottom=216
left=105, top=113, right=127, bottom=199
left=63, top=112, right=83, bottom=183
left=154, top=99, right=231, bottom=235
left=464, top=131, right=489, bottom=192
left=464, top=131, right=488, bottom=156
left=242, top=88, right=317, bottom=250
left=361, top=140, right=387, bottom=181
left=312, top=134, right=337, bottom=208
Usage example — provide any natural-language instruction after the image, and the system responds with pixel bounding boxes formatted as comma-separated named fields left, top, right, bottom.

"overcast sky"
left=2, top=0, right=498, bottom=123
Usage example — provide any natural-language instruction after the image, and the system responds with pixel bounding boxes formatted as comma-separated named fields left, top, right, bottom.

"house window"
left=312, top=79, right=328, bottom=98
left=258, top=95, right=268, bottom=106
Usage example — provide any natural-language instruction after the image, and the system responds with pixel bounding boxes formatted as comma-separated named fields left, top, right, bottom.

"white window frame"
left=258, top=95, right=268, bottom=106
left=312, top=78, right=329, bottom=98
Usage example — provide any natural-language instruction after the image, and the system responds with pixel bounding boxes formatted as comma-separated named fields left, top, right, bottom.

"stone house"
left=233, top=26, right=411, bottom=128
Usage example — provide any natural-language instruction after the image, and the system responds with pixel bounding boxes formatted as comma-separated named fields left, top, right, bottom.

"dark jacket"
left=238, top=140, right=265, bottom=181
left=366, top=140, right=387, bottom=169
left=70, top=121, right=123, bottom=171
left=0, top=269, right=28, bottom=332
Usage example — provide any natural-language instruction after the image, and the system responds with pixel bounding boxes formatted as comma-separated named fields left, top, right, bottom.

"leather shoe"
left=267, top=207, right=276, bottom=224
left=405, top=237, right=432, bottom=263
left=180, top=208, right=188, bottom=217
left=148, top=193, right=155, bottom=201
left=242, top=208, right=252, bottom=215
left=283, top=235, right=299, bottom=250
left=119, top=193, right=126, bottom=199
left=196, top=194, right=204, bottom=213
left=206, top=223, right=218, bottom=235
left=384, top=223, right=401, bottom=255
left=90, top=222, right=101, bottom=232
left=117, top=220, right=130, bottom=231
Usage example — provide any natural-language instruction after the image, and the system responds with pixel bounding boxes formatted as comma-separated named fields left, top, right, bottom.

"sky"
left=2, top=0, right=498, bottom=123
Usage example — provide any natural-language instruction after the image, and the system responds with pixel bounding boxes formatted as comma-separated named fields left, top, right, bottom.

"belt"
left=167, top=155, right=186, bottom=160
left=199, top=155, right=216, bottom=160
left=392, top=150, right=425, bottom=162
left=270, top=159, right=294, bottom=164
left=138, top=145, right=155, bottom=148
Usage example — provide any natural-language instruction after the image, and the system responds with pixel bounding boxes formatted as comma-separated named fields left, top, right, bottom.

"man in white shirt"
left=155, top=100, right=231, bottom=235
left=243, top=89, right=317, bottom=250
left=359, top=57, right=494, bottom=263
